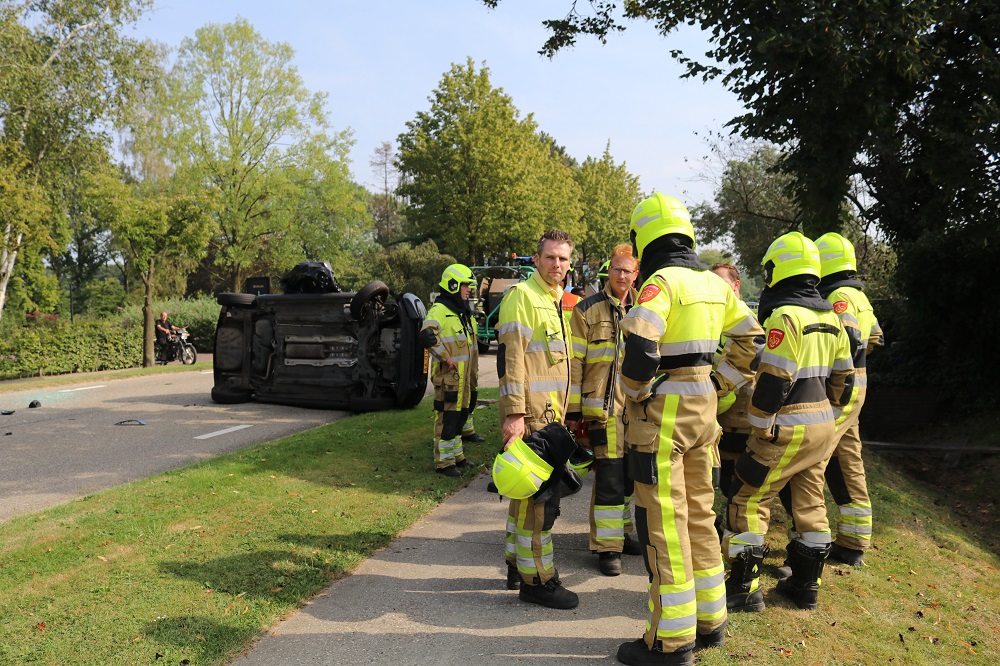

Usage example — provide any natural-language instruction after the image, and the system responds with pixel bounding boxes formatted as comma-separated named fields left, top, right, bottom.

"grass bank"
left=0, top=361, right=213, bottom=395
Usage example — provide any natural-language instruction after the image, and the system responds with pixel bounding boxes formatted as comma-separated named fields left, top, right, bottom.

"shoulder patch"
left=638, top=284, right=661, bottom=304
left=766, top=329, right=785, bottom=350
left=833, top=300, right=849, bottom=315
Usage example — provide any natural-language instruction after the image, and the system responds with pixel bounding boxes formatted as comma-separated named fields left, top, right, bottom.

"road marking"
left=194, top=424, right=253, bottom=440
left=200, top=371, right=213, bottom=374
left=58, top=385, right=106, bottom=392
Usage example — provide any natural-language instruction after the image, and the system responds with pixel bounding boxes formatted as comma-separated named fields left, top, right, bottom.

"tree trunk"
left=0, top=227, right=25, bottom=325
left=142, top=260, right=156, bottom=368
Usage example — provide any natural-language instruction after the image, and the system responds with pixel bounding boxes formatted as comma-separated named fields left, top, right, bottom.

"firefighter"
left=420, top=264, right=479, bottom=478
left=710, top=264, right=763, bottom=498
left=616, top=194, right=761, bottom=666
left=567, top=243, right=641, bottom=577
left=723, top=232, right=854, bottom=614
left=814, top=232, right=883, bottom=565
left=498, top=229, right=578, bottom=609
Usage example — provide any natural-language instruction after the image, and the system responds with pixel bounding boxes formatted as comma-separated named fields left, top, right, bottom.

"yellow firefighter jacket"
left=825, top=285, right=883, bottom=425
left=619, top=266, right=762, bottom=431
left=497, top=270, right=570, bottom=431
left=568, top=282, right=637, bottom=430
left=747, top=305, right=854, bottom=436
left=421, top=299, right=478, bottom=410
left=715, top=299, right=764, bottom=433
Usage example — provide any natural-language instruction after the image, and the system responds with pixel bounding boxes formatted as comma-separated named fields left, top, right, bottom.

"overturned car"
left=211, top=263, right=428, bottom=412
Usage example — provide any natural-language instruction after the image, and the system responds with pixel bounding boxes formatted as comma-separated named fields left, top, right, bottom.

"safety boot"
left=436, top=465, right=461, bottom=478
left=725, top=545, right=765, bottom=612
left=599, top=551, right=622, bottom=576
left=829, top=543, right=865, bottom=567
left=616, top=638, right=695, bottom=665
left=462, top=432, right=486, bottom=443
left=518, top=577, right=579, bottom=609
left=505, top=563, right=521, bottom=590
left=695, top=619, right=726, bottom=650
left=775, top=540, right=830, bottom=610
left=623, top=533, right=643, bottom=556
left=455, top=457, right=476, bottom=469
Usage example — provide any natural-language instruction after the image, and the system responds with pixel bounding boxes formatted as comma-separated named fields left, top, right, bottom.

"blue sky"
left=132, top=0, right=746, bottom=204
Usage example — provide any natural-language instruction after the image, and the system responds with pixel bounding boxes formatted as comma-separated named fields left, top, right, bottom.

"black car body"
left=211, top=281, right=428, bottom=412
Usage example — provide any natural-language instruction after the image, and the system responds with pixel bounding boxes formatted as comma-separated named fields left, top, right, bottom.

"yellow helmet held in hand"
left=629, top=193, right=695, bottom=260
left=492, top=438, right=554, bottom=499
left=815, top=232, right=857, bottom=277
left=439, top=263, right=475, bottom=294
left=761, top=231, right=820, bottom=287
left=568, top=446, right=594, bottom=478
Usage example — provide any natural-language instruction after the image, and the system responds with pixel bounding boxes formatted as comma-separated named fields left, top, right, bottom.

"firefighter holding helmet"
left=722, top=232, right=854, bottom=615
left=616, top=194, right=761, bottom=666
left=420, top=264, right=480, bottom=477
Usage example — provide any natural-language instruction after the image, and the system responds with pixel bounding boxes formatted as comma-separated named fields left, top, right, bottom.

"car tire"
left=211, top=386, right=253, bottom=404
left=217, top=292, right=257, bottom=307
left=350, top=281, right=390, bottom=319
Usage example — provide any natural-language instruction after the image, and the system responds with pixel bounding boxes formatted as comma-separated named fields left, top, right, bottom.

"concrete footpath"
left=236, top=351, right=650, bottom=665
left=236, top=473, right=649, bottom=665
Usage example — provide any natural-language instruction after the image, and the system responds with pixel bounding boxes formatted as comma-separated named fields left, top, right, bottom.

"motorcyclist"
left=155, top=311, right=183, bottom=361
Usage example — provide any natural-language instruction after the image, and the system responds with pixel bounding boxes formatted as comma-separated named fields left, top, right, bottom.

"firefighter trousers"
left=725, top=420, right=836, bottom=557
left=505, top=494, right=561, bottom=586
left=433, top=406, right=468, bottom=469
left=824, top=408, right=872, bottom=551
left=627, top=392, right=727, bottom=653
left=589, top=422, right=635, bottom=553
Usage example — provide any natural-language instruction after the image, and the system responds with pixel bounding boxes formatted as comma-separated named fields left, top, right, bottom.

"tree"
left=161, top=18, right=359, bottom=292
left=397, top=58, right=583, bottom=264
left=369, top=141, right=404, bottom=245
left=87, top=172, right=214, bottom=366
left=573, top=143, right=643, bottom=271
left=0, top=0, right=154, bottom=321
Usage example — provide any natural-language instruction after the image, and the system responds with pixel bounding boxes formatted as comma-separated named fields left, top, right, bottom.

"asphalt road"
left=0, top=368, right=350, bottom=523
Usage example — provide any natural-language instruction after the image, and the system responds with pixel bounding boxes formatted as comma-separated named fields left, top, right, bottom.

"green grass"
left=0, top=393, right=499, bottom=665
left=1, top=389, right=997, bottom=665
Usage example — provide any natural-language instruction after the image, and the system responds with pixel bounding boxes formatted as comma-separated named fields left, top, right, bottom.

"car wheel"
left=350, top=280, right=390, bottom=319
left=217, top=292, right=257, bottom=307
left=211, top=386, right=253, bottom=404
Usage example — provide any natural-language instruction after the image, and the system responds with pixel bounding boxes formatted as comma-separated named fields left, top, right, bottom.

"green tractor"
left=470, top=258, right=535, bottom=353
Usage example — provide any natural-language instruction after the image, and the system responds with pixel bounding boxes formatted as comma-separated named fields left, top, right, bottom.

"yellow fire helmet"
left=597, top=260, right=610, bottom=279
left=568, top=445, right=594, bottom=478
left=629, top=193, right=695, bottom=260
left=761, top=231, right=821, bottom=287
left=439, top=263, right=475, bottom=294
left=815, top=232, right=857, bottom=277
left=491, top=438, right=554, bottom=500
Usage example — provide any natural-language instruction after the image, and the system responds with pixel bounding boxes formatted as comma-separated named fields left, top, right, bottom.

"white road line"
left=58, top=385, right=106, bottom=392
left=200, top=371, right=213, bottom=374
left=194, top=424, right=254, bottom=440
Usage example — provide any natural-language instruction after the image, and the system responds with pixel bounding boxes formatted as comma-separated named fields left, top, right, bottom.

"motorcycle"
left=156, top=329, right=198, bottom=365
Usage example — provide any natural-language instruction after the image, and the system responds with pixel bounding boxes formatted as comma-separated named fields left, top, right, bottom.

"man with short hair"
left=498, top=229, right=578, bottom=609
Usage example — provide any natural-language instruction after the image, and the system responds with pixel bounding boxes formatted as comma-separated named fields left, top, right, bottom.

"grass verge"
left=0, top=361, right=214, bottom=395
left=0, top=392, right=499, bottom=665
left=1, top=389, right=997, bottom=665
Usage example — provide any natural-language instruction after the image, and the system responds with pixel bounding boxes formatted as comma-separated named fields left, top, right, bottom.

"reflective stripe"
left=659, top=339, right=717, bottom=356
left=499, top=383, right=523, bottom=397
left=451, top=354, right=470, bottom=362
left=424, top=318, right=441, bottom=328
left=572, top=340, right=588, bottom=355
left=854, top=375, right=868, bottom=388
left=716, top=361, right=745, bottom=387
left=629, top=307, right=666, bottom=337
left=761, top=352, right=797, bottom=373
left=595, top=527, right=623, bottom=539
left=724, top=315, right=760, bottom=337
left=582, top=397, right=605, bottom=409
left=838, top=523, right=873, bottom=536
left=531, top=380, right=567, bottom=392
left=748, top=413, right=775, bottom=430
left=622, top=384, right=646, bottom=400
left=839, top=505, right=873, bottom=517
left=632, top=212, right=661, bottom=228
left=659, top=587, right=696, bottom=608
left=796, top=364, right=832, bottom=379
left=526, top=340, right=567, bottom=354
left=498, top=321, right=533, bottom=339
left=796, top=533, right=832, bottom=547
left=654, top=380, right=715, bottom=396
left=775, top=409, right=834, bottom=426
left=833, top=358, right=853, bottom=371
left=569, top=385, right=582, bottom=397
left=728, top=532, right=764, bottom=557
left=432, top=344, right=446, bottom=356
